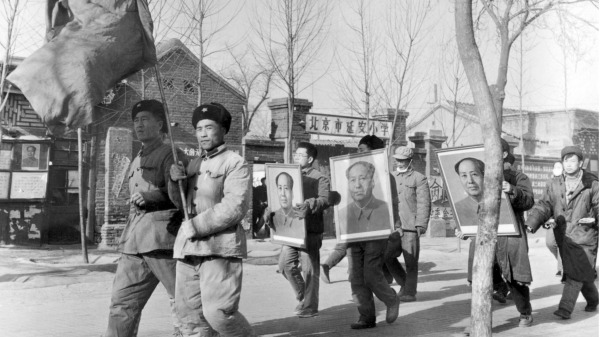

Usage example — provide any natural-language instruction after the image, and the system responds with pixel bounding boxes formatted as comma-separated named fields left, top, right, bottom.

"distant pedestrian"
left=105, top=100, right=186, bottom=337
left=267, top=142, right=330, bottom=318
left=385, top=146, right=431, bottom=302
left=526, top=146, right=598, bottom=320
left=169, top=102, right=255, bottom=336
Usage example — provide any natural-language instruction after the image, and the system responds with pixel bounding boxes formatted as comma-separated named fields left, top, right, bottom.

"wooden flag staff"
left=153, top=65, right=189, bottom=257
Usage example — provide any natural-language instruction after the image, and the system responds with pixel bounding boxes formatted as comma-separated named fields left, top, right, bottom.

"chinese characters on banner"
left=305, top=114, right=393, bottom=139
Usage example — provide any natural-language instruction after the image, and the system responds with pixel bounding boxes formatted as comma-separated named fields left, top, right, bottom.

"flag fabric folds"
left=7, top=0, right=156, bottom=134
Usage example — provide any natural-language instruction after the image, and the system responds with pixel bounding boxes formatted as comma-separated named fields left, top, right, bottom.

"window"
left=162, top=78, right=174, bottom=90
left=183, top=80, right=196, bottom=94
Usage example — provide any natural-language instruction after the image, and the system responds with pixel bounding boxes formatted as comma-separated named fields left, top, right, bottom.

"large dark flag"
left=7, top=0, right=156, bottom=134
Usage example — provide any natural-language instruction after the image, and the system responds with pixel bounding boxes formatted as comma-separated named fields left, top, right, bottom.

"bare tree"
left=334, top=0, right=379, bottom=123
left=477, top=0, right=597, bottom=124
left=223, top=46, right=275, bottom=137
left=377, top=0, right=431, bottom=152
left=176, top=0, right=243, bottom=105
left=455, top=2, right=505, bottom=335
left=0, top=0, right=24, bottom=136
left=438, top=38, right=472, bottom=147
left=254, top=0, right=331, bottom=163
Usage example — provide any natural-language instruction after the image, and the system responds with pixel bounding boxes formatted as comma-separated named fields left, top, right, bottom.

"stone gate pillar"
left=98, top=127, right=132, bottom=250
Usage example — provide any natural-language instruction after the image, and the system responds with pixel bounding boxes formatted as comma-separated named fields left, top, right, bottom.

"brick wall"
left=93, top=44, right=246, bottom=235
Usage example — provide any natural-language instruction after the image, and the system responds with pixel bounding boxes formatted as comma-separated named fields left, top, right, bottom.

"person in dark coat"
left=455, top=140, right=535, bottom=333
left=526, top=145, right=599, bottom=319
left=106, top=99, right=186, bottom=337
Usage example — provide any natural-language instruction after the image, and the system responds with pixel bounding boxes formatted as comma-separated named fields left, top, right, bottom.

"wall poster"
left=10, top=172, right=48, bottom=199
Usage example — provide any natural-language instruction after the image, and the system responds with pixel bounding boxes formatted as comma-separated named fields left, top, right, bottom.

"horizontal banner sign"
left=305, top=114, right=393, bottom=139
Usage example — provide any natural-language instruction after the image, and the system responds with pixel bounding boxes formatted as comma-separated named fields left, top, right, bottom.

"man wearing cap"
left=526, top=145, right=598, bottom=320
left=106, top=99, right=186, bottom=337
left=169, top=102, right=255, bottom=336
left=385, top=146, right=431, bottom=302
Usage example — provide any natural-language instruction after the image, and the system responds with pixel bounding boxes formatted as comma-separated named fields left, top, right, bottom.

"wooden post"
left=78, top=127, right=89, bottom=263
left=86, top=122, right=98, bottom=242
left=153, top=65, right=190, bottom=259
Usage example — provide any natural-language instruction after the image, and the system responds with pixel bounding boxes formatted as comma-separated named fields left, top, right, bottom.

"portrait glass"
left=20, top=143, right=48, bottom=171
left=265, top=163, right=306, bottom=248
left=330, top=148, right=394, bottom=243
left=436, top=145, right=520, bottom=236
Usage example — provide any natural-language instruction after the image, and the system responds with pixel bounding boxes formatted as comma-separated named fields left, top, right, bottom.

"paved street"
left=0, top=233, right=597, bottom=337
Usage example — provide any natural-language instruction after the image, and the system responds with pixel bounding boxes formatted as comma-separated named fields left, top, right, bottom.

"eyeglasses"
left=293, top=153, right=308, bottom=158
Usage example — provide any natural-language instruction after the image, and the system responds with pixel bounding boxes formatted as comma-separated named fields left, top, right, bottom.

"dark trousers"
left=105, top=252, right=180, bottom=337
left=558, top=276, right=599, bottom=313
left=507, top=280, right=532, bottom=315
left=323, top=242, right=348, bottom=268
left=348, top=239, right=397, bottom=323
left=384, top=231, right=420, bottom=296
left=279, top=233, right=322, bottom=312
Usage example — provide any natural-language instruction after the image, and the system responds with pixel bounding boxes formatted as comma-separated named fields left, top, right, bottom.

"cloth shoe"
left=297, top=309, right=318, bottom=318
left=350, top=320, right=376, bottom=329
left=518, top=314, right=533, bottom=327
left=556, top=271, right=562, bottom=276
left=320, top=264, right=331, bottom=284
left=553, top=308, right=571, bottom=319
left=492, top=291, right=507, bottom=304
left=294, top=302, right=304, bottom=315
left=398, top=294, right=416, bottom=302
left=584, top=304, right=598, bottom=312
left=463, top=325, right=471, bottom=336
left=386, top=294, right=400, bottom=323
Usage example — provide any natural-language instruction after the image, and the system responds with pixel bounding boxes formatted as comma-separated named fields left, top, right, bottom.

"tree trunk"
left=455, top=1, right=504, bottom=336
left=197, top=4, right=205, bottom=106
left=285, top=2, right=295, bottom=164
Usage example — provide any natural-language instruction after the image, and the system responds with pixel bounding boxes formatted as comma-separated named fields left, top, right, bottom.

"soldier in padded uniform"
left=105, top=99, right=186, bottom=337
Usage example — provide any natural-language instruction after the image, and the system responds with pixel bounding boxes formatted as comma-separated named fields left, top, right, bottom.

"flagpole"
left=153, top=65, right=190, bottom=257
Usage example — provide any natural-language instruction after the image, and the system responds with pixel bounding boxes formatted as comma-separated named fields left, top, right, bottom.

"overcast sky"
left=3, top=0, right=598, bottom=126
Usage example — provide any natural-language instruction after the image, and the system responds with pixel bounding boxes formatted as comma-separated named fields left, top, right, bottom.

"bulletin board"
left=10, top=172, right=48, bottom=199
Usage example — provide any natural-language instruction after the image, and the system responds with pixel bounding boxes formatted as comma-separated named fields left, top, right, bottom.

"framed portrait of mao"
left=435, top=145, right=519, bottom=237
left=330, top=148, right=394, bottom=243
left=265, top=163, right=306, bottom=248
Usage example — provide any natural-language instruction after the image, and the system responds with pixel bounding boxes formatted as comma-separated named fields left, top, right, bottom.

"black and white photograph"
left=0, top=0, right=597, bottom=336
left=330, top=148, right=394, bottom=243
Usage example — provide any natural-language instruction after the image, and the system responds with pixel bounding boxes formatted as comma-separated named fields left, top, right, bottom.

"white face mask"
left=396, top=166, right=409, bottom=173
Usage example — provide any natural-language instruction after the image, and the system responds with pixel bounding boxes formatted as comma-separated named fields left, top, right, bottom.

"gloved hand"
left=170, top=161, right=186, bottom=181
left=179, top=219, right=197, bottom=240
left=293, top=202, right=310, bottom=219
left=263, top=206, right=275, bottom=230
left=454, top=228, right=468, bottom=240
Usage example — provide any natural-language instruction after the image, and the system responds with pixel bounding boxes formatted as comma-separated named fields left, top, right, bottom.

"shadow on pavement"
left=492, top=302, right=598, bottom=334
left=0, top=263, right=117, bottom=283
left=252, top=294, right=472, bottom=336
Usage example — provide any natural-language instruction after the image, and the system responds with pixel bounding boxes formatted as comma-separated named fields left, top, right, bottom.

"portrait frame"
left=435, top=145, right=520, bottom=237
left=19, top=143, right=49, bottom=171
left=330, top=148, right=394, bottom=243
left=265, top=163, right=306, bottom=248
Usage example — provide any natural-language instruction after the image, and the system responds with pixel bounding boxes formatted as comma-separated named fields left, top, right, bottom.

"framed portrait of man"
left=330, top=148, right=394, bottom=243
left=19, top=143, right=49, bottom=171
left=265, top=163, right=306, bottom=248
left=435, top=145, right=520, bottom=237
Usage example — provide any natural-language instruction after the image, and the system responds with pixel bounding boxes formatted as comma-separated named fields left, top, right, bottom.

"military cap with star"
left=192, top=102, right=232, bottom=133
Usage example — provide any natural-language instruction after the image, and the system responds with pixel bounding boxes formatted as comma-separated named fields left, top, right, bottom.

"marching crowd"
left=103, top=99, right=598, bottom=337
